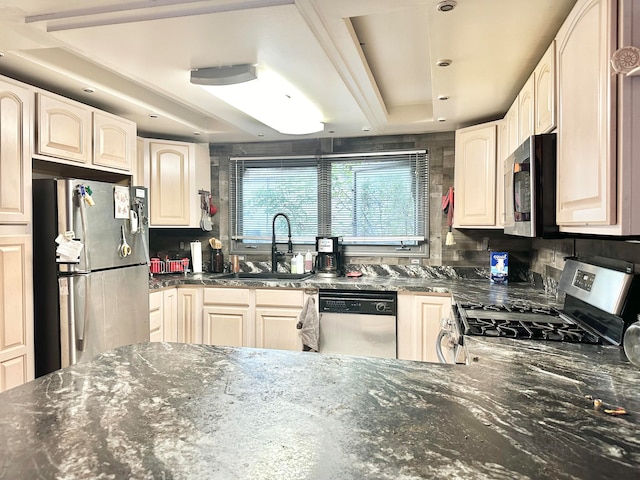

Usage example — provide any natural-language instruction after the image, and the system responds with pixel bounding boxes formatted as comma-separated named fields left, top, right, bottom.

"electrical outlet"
left=179, top=241, right=185, bottom=250
left=410, top=258, right=420, bottom=265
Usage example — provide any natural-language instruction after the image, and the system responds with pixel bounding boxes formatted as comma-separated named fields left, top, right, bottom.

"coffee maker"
left=315, top=236, right=342, bottom=277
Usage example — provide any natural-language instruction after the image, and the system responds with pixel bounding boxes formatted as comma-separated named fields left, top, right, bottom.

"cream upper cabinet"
left=254, top=289, right=305, bottom=352
left=145, top=140, right=210, bottom=227
left=534, top=41, right=556, bottom=134
left=36, top=92, right=92, bottom=164
left=454, top=122, right=501, bottom=228
left=555, top=0, right=615, bottom=227
left=496, top=119, right=508, bottom=228
left=518, top=73, right=535, bottom=142
left=0, top=235, right=34, bottom=392
left=202, top=288, right=253, bottom=348
left=555, top=0, right=640, bottom=235
left=0, top=79, right=31, bottom=224
left=397, top=293, right=451, bottom=363
left=505, top=99, right=519, bottom=155
left=92, top=111, right=136, bottom=172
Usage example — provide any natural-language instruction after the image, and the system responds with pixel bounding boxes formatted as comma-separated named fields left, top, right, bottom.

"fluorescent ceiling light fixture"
left=191, top=64, right=324, bottom=135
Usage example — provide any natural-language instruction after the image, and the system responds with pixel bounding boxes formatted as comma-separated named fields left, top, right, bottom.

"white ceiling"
left=0, top=0, right=577, bottom=143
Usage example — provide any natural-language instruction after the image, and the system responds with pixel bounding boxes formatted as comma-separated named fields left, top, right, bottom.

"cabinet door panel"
left=93, top=111, right=135, bottom=171
left=0, top=80, right=31, bottom=224
left=149, top=291, right=163, bottom=342
left=1, top=355, right=26, bottom=391
left=202, top=306, right=247, bottom=347
left=454, top=124, right=497, bottom=226
left=37, top=93, right=91, bottom=163
left=149, top=142, right=191, bottom=225
left=0, top=235, right=33, bottom=391
left=535, top=42, right=556, bottom=134
left=163, top=288, right=178, bottom=342
left=556, top=0, right=616, bottom=225
left=255, top=308, right=303, bottom=351
left=518, top=74, right=535, bottom=141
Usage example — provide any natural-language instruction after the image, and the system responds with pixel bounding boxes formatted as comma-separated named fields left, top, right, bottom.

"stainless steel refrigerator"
left=33, top=179, right=150, bottom=377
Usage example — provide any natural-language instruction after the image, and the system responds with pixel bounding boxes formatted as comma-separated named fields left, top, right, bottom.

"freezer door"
left=60, top=265, right=150, bottom=368
left=57, top=179, right=148, bottom=271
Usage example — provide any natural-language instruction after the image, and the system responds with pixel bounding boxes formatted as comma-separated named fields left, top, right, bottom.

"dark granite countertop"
left=150, top=272, right=563, bottom=309
left=1, top=340, right=638, bottom=479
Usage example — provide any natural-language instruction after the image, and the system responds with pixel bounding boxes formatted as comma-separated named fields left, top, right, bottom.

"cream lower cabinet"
left=255, top=289, right=305, bottom=352
left=178, top=288, right=201, bottom=344
left=202, top=288, right=253, bottom=348
left=0, top=235, right=34, bottom=392
left=397, top=293, right=451, bottom=363
left=149, top=288, right=178, bottom=342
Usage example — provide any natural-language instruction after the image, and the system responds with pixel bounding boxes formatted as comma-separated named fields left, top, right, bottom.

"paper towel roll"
left=190, top=241, right=202, bottom=273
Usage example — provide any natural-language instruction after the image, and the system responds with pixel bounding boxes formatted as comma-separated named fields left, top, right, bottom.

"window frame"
left=229, top=149, right=429, bottom=257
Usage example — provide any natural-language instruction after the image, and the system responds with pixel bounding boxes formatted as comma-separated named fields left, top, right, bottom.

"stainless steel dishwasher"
left=318, top=290, right=397, bottom=359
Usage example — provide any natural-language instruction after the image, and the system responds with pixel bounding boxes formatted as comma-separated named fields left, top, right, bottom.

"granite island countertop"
left=1, top=340, right=638, bottom=479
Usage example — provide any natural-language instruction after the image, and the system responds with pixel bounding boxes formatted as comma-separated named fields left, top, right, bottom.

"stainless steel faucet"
left=271, top=213, right=293, bottom=273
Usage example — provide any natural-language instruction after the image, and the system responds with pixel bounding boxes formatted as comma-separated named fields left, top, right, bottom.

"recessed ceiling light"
left=193, top=131, right=201, bottom=136
left=436, top=59, right=452, bottom=67
left=436, top=1, right=457, bottom=12
left=149, top=114, right=159, bottom=118
left=438, top=95, right=450, bottom=101
left=0, top=51, right=5, bottom=58
left=362, top=127, right=371, bottom=132
left=437, top=117, right=447, bottom=122
left=258, top=133, right=265, bottom=137
left=83, top=87, right=95, bottom=93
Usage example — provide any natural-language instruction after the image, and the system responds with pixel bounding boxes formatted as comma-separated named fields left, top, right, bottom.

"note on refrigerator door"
left=114, top=185, right=130, bottom=219
left=55, top=233, right=84, bottom=263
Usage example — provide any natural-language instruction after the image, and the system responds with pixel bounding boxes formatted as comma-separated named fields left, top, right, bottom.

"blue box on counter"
left=490, top=252, right=508, bottom=283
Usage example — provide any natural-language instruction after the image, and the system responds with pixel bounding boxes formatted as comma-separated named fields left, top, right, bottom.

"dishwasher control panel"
left=319, top=290, right=397, bottom=316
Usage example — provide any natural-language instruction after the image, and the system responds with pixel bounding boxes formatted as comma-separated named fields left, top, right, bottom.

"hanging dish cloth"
left=442, top=186, right=456, bottom=245
left=296, top=296, right=319, bottom=352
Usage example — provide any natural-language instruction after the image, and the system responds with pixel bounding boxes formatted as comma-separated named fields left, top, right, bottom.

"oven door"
left=436, top=305, right=466, bottom=364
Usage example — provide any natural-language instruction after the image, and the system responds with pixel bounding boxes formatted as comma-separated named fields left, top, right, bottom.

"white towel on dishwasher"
left=296, top=297, right=319, bottom=352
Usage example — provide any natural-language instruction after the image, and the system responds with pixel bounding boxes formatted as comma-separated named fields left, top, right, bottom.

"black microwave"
left=503, top=133, right=558, bottom=238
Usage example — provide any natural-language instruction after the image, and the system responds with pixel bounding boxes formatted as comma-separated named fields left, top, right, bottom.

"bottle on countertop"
left=291, top=256, right=297, bottom=274
left=296, top=253, right=304, bottom=274
left=304, top=250, right=313, bottom=273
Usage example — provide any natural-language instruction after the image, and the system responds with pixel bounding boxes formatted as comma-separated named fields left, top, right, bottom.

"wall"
left=149, top=132, right=533, bottom=272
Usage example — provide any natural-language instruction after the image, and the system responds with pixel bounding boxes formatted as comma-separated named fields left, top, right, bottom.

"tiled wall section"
left=202, top=133, right=533, bottom=270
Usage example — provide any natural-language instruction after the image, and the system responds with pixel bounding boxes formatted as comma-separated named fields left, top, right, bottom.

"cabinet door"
left=505, top=99, right=519, bottom=154
left=0, top=80, right=31, bottom=224
left=518, top=73, right=535, bottom=142
left=149, top=290, right=164, bottom=342
left=149, top=141, right=191, bottom=226
left=534, top=41, right=556, bottom=134
left=454, top=123, right=498, bottom=227
left=92, top=111, right=136, bottom=172
left=255, top=307, right=303, bottom=351
left=177, top=288, right=201, bottom=344
left=162, top=288, right=178, bottom=342
left=555, top=0, right=616, bottom=225
left=0, top=235, right=34, bottom=392
left=202, top=306, right=249, bottom=347
left=254, top=288, right=305, bottom=351
left=397, top=293, right=451, bottom=363
left=36, top=93, right=91, bottom=163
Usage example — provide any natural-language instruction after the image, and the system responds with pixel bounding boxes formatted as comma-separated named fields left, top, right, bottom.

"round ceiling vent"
left=436, top=59, right=452, bottom=67
left=436, top=1, right=457, bottom=12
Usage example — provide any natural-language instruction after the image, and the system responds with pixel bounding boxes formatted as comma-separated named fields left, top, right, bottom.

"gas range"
left=455, top=302, right=602, bottom=344
left=445, top=260, right=640, bottom=358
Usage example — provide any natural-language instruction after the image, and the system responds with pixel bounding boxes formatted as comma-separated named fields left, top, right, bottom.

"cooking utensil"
left=442, top=186, right=455, bottom=245
left=200, top=193, right=212, bottom=231
left=118, top=225, right=131, bottom=257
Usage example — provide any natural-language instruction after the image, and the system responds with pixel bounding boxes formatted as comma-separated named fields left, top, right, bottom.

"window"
left=229, top=150, right=428, bottom=255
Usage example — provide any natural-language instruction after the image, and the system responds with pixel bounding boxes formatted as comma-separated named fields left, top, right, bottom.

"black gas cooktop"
left=456, top=302, right=602, bottom=344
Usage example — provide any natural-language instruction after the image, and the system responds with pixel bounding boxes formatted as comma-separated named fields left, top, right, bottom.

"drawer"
left=203, top=287, right=251, bottom=306
left=255, top=288, right=305, bottom=308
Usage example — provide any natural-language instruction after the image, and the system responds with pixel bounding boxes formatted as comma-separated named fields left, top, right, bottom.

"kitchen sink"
left=219, top=272, right=314, bottom=281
